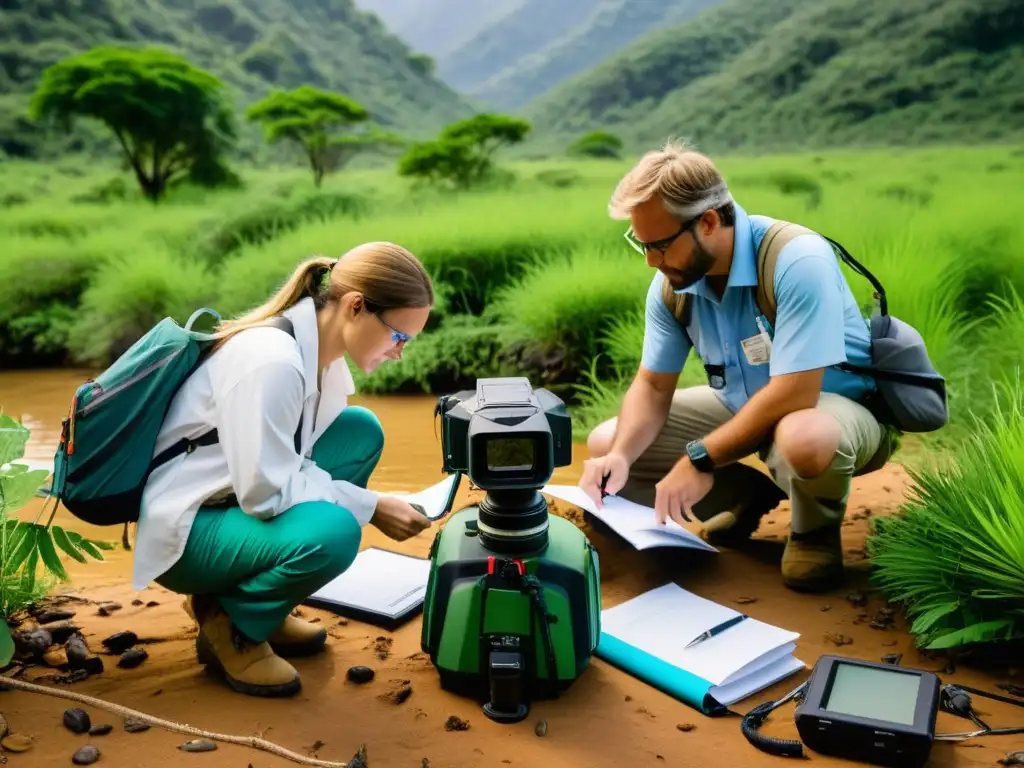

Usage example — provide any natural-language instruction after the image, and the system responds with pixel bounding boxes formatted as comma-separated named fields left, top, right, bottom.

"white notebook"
left=391, top=473, right=460, bottom=520
left=541, top=484, right=718, bottom=553
left=305, top=547, right=431, bottom=630
left=598, top=582, right=805, bottom=709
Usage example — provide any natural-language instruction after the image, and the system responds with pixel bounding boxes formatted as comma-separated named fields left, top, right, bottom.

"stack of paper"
left=305, top=547, right=432, bottom=630
left=597, top=582, right=805, bottom=714
left=541, top=484, right=718, bottom=553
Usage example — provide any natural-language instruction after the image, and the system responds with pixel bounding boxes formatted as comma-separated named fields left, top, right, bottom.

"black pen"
left=685, top=614, right=749, bottom=649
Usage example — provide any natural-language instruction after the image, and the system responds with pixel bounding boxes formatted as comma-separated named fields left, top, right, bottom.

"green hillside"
left=0, top=0, right=474, bottom=158
left=436, top=0, right=599, bottom=94
left=471, top=0, right=722, bottom=110
left=525, top=0, right=1024, bottom=152
left=354, top=0, right=522, bottom=59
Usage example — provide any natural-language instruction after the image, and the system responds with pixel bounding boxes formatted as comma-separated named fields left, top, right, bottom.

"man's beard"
left=663, top=239, right=716, bottom=291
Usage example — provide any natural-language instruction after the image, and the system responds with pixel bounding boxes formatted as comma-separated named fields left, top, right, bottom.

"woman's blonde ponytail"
left=210, top=255, right=336, bottom=349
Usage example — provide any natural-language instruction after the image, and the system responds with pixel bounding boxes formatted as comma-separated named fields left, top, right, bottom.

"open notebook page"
left=542, top=484, right=717, bottom=553
left=391, top=474, right=459, bottom=520
left=601, top=582, right=800, bottom=687
left=308, top=547, right=430, bottom=620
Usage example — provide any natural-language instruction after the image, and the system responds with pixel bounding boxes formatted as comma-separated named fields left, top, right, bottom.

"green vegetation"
left=247, top=85, right=404, bottom=187
left=29, top=46, right=237, bottom=201
left=0, top=0, right=472, bottom=160
left=868, top=379, right=1024, bottom=651
left=398, top=113, right=532, bottom=188
left=568, top=131, right=624, bottom=159
left=0, top=414, right=114, bottom=664
left=525, top=0, right=1024, bottom=152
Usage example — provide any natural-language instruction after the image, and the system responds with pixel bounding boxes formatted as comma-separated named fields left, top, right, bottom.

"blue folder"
left=596, top=631, right=731, bottom=716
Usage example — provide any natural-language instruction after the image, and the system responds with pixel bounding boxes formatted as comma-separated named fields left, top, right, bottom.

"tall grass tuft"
left=867, top=373, right=1024, bottom=651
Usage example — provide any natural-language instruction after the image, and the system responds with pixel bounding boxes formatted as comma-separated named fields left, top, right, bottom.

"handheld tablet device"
left=794, top=654, right=940, bottom=768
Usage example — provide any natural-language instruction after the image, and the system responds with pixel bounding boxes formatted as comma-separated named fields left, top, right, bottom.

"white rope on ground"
left=0, top=676, right=353, bottom=767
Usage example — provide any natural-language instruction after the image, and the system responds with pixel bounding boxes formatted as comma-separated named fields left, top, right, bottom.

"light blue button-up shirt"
left=640, top=203, right=875, bottom=413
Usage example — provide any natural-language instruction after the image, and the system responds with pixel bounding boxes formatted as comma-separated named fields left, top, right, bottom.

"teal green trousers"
left=155, top=406, right=383, bottom=642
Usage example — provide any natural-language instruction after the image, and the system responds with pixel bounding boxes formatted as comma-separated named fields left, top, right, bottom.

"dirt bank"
left=2, top=462, right=1022, bottom=768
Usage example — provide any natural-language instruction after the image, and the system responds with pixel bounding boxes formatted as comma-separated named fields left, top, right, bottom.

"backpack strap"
left=755, top=220, right=816, bottom=328
left=149, top=315, right=304, bottom=474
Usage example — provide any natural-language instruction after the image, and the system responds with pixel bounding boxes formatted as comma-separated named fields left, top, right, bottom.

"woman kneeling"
left=132, top=242, right=434, bottom=697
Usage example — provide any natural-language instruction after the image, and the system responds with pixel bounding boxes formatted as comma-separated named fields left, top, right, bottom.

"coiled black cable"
left=740, top=681, right=809, bottom=759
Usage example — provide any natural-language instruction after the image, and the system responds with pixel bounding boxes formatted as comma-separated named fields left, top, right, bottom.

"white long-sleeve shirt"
left=132, top=297, right=379, bottom=590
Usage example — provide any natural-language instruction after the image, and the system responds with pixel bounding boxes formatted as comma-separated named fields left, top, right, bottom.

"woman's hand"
left=370, top=495, right=432, bottom=541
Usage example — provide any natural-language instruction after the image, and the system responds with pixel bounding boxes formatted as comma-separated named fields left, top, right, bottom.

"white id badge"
left=741, top=334, right=770, bottom=365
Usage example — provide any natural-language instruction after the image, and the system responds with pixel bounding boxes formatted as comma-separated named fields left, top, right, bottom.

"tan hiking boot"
left=267, top=613, right=328, bottom=658
left=190, top=596, right=301, bottom=697
left=781, top=526, right=845, bottom=592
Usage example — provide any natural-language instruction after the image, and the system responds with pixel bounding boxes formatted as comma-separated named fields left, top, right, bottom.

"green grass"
left=2, top=144, right=1023, bottom=447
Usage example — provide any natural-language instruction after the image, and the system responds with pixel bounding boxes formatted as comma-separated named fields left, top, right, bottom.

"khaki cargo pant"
left=615, top=386, right=896, bottom=534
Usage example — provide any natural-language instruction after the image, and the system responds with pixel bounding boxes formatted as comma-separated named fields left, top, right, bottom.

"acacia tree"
left=247, top=86, right=403, bottom=187
left=397, top=113, right=531, bottom=188
left=29, top=46, right=236, bottom=202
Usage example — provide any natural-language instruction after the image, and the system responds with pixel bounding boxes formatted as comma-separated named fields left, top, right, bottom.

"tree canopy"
left=28, top=46, right=236, bottom=201
left=247, top=86, right=404, bottom=185
left=398, top=113, right=531, bottom=188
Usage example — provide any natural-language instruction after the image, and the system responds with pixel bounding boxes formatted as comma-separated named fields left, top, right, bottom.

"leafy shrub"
left=352, top=315, right=507, bottom=394
left=567, top=131, right=624, bottom=159
left=867, top=376, right=1024, bottom=651
left=0, top=415, right=113, bottom=665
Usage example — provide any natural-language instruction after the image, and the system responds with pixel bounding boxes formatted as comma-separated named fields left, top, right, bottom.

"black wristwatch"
left=686, top=439, right=715, bottom=473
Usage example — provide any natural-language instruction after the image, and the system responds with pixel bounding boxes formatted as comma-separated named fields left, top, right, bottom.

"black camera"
left=436, top=377, right=572, bottom=492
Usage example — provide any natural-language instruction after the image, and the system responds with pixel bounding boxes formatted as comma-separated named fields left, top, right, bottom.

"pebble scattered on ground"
left=346, top=666, right=375, bottom=684
left=534, top=719, right=547, bottom=737
left=444, top=715, right=469, bottom=731
left=180, top=739, right=217, bottom=752
left=72, top=745, right=100, bottom=765
left=63, top=708, right=91, bottom=734
left=124, top=717, right=150, bottom=733
left=88, top=724, right=112, bottom=736
left=118, top=648, right=148, bottom=669
left=102, top=631, right=138, bottom=655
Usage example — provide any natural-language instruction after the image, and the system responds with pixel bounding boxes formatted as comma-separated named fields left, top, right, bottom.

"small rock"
left=734, top=597, right=757, bottom=605
left=846, top=590, right=866, bottom=607
left=102, top=632, right=138, bottom=655
left=145, top=601, right=159, bottom=608
left=0, top=734, right=33, bottom=752
left=72, top=745, right=100, bottom=765
left=38, top=621, right=79, bottom=644
left=882, top=654, right=902, bottom=665
left=131, top=600, right=144, bottom=607
left=43, top=646, right=69, bottom=668
left=421, top=760, right=430, bottom=768
left=63, top=708, right=91, bottom=734
left=444, top=715, right=469, bottom=731
left=336, top=618, right=349, bottom=626
left=12, top=628, right=52, bottom=657
left=348, top=744, right=368, bottom=768
left=118, top=649, right=148, bottom=669
left=820, top=604, right=832, bottom=612
left=97, top=603, right=122, bottom=617
left=676, top=723, right=696, bottom=732
left=180, top=739, right=217, bottom=752
left=36, top=609, right=76, bottom=624
left=346, top=666, right=375, bottom=684
left=372, top=636, right=393, bottom=660
left=65, top=633, right=104, bottom=676
left=998, top=752, right=1024, bottom=766
left=88, top=724, right=112, bottom=736
left=825, top=632, right=853, bottom=647
left=534, top=719, right=547, bottom=737
left=124, top=718, right=150, bottom=733
left=943, top=660, right=956, bottom=675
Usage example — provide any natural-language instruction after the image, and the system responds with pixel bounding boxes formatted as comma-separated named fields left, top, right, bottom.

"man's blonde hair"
left=608, top=138, right=732, bottom=221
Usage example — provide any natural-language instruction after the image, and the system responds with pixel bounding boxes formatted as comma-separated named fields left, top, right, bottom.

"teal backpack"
left=49, top=309, right=299, bottom=536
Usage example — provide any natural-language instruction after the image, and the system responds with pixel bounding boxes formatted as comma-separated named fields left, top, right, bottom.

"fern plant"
left=0, top=412, right=113, bottom=665
left=867, top=375, right=1024, bottom=651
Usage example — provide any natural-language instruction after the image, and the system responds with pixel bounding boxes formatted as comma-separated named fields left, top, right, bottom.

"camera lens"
left=477, top=489, right=549, bottom=554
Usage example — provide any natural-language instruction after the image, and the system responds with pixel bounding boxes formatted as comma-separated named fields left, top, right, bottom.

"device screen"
left=823, top=662, right=920, bottom=725
left=486, top=437, right=534, bottom=471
